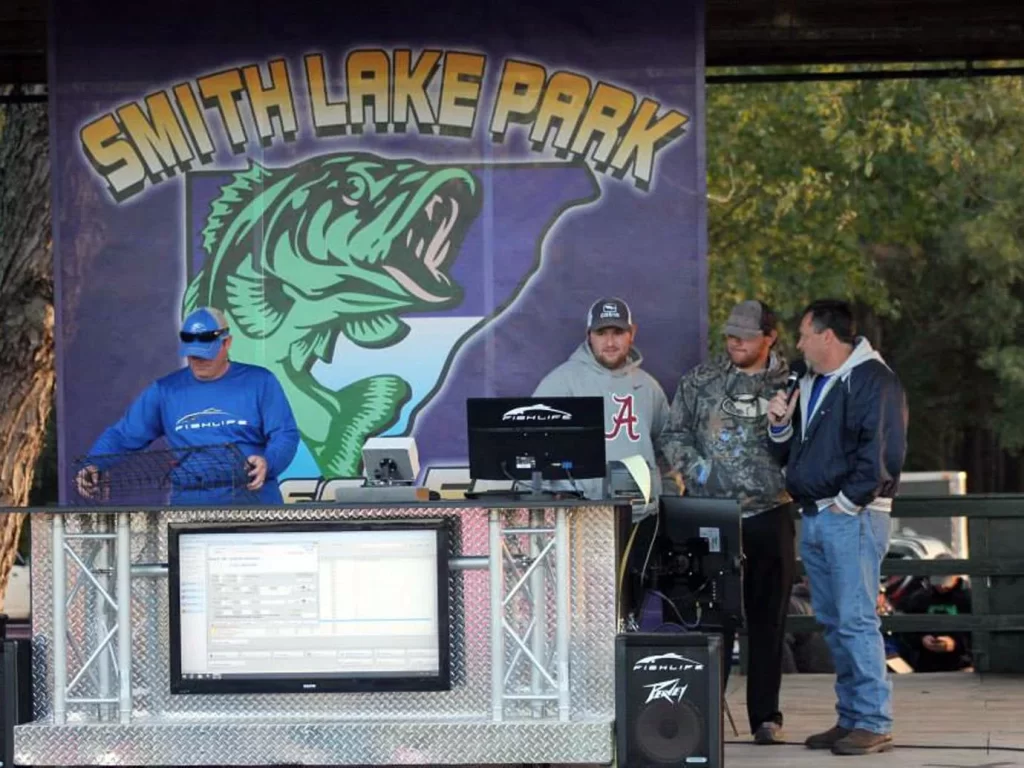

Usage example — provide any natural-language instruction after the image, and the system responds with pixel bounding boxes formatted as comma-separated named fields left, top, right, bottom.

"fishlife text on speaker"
left=632, top=652, right=706, bottom=673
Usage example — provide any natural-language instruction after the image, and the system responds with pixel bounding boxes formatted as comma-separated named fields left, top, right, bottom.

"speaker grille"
left=635, top=698, right=704, bottom=763
left=616, top=632, right=723, bottom=768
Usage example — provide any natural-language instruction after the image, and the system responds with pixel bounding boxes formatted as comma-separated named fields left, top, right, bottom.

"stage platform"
left=723, top=672, right=1024, bottom=767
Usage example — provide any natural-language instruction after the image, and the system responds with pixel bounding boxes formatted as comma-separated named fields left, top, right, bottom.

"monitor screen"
left=466, top=397, right=607, bottom=482
left=168, top=519, right=450, bottom=694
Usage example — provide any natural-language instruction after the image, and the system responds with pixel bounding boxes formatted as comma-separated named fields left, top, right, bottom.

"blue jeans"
left=800, top=508, right=893, bottom=734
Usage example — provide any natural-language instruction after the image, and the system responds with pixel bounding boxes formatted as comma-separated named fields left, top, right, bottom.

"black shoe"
left=753, top=722, right=785, bottom=745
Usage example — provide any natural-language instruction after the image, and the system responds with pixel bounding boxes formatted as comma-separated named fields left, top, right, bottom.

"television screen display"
left=168, top=519, right=450, bottom=694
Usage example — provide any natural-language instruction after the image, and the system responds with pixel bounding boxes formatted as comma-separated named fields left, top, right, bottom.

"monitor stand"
left=465, top=471, right=576, bottom=501
left=522, top=469, right=559, bottom=499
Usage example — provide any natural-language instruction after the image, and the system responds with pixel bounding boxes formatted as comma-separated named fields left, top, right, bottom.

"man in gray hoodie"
left=660, top=299, right=796, bottom=746
left=532, top=297, right=672, bottom=507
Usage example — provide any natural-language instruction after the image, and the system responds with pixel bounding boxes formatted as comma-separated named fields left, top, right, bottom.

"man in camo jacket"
left=659, top=299, right=796, bottom=746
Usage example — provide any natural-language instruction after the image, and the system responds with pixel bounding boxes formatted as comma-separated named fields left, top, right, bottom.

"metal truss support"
left=489, top=506, right=572, bottom=722
left=50, top=512, right=132, bottom=725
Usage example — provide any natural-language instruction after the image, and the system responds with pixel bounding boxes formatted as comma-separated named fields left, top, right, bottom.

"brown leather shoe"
left=831, top=728, right=894, bottom=755
left=804, top=724, right=851, bottom=750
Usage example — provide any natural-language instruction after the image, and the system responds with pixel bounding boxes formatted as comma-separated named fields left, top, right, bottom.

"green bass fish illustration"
left=183, top=152, right=481, bottom=477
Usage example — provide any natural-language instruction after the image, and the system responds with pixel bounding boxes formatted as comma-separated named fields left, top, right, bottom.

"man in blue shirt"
left=75, top=307, right=300, bottom=505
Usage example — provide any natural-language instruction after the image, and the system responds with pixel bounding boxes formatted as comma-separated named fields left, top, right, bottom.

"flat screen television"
left=168, top=519, right=450, bottom=694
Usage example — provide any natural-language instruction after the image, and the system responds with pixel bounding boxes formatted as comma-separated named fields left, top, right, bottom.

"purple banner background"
left=50, top=0, right=707, bottom=496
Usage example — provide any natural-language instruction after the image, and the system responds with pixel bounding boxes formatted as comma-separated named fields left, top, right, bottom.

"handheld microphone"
left=784, top=360, right=807, bottom=400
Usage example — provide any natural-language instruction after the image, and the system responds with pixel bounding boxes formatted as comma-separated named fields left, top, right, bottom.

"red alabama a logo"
left=607, top=394, right=641, bottom=442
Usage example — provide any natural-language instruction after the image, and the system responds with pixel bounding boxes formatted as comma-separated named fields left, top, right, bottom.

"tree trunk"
left=0, top=89, right=53, bottom=609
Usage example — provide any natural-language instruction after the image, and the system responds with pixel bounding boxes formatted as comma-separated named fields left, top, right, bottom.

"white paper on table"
left=618, top=454, right=652, bottom=505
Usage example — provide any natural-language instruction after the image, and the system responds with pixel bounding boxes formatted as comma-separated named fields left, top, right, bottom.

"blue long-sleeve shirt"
left=88, top=362, right=300, bottom=504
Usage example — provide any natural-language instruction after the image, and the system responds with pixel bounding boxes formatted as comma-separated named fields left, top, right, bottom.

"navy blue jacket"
left=768, top=339, right=908, bottom=514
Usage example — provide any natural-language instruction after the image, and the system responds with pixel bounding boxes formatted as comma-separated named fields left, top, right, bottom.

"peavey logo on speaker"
left=501, top=404, right=572, bottom=422
left=633, top=653, right=705, bottom=705
left=643, top=678, right=688, bottom=705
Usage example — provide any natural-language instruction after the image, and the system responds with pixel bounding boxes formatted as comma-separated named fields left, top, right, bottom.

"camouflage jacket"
left=659, top=352, right=791, bottom=515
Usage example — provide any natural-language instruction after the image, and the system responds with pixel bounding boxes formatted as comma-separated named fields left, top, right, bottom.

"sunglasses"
left=179, top=328, right=229, bottom=344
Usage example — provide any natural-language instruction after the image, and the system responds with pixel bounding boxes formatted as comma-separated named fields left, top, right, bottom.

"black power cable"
left=724, top=740, right=1024, bottom=753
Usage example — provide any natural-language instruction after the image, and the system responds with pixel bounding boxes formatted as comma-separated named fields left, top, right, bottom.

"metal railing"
left=784, top=495, right=1024, bottom=673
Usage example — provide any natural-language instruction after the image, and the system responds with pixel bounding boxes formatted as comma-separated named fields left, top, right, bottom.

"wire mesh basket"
left=70, top=443, right=260, bottom=506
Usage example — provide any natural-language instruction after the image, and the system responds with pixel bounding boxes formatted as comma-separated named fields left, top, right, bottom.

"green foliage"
left=706, top=66, right=1024, bottom=468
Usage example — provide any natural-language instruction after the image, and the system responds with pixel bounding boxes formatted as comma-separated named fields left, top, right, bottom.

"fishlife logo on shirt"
left=632, top=652, right=705, bottom=673
left=174, top=408, right=249, bottom=432
left=501, top=404, right=572, bottom=422
left=643, top=678, right=689, bottom=705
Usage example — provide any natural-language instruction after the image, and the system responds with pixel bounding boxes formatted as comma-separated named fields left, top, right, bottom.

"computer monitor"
left=656, top=496, right=744, bottom=631
left=168, top=519, right=450, bottom=694
left=466, top=397, right=606, bottom=489
left=361, top=436, right=420, bottom=485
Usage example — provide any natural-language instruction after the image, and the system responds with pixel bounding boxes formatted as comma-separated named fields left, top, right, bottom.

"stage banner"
left=50, top=0, right=706, bottom=497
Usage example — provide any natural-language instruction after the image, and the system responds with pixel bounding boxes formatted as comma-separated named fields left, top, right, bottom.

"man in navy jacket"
left=767, top=299, right=908, bottom=757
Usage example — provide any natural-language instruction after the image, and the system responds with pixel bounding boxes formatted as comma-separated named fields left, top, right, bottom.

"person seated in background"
left=782, top=576, right=835, bottom=674
left=883, top=571, right=929, bottom=612
left=894, top=554, right=973, bottom=673
left=875, top=584, right=910, bottom=668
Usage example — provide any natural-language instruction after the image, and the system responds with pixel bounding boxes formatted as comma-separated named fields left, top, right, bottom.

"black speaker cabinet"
left=615, top=632, right=723, bottom=767
left=0, top=636, right=33, bottom=768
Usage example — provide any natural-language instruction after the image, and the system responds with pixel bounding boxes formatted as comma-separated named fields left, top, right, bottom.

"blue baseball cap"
left=179, top=307, right=230, bottom=360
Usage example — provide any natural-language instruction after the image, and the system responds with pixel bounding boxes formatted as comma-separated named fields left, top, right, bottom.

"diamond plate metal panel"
left=26, top=504, right=618, bottom=765
left=14, top=720, right=614, bottom=765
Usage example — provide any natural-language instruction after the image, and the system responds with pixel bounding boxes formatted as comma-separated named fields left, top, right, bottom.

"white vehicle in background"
left=888, top=531, right=955, bottom=561
left=884, top=469, right=968, bottom=606
left=892, top=471, right=968, bottom=558
left=883, top=530, right=959, bottom=609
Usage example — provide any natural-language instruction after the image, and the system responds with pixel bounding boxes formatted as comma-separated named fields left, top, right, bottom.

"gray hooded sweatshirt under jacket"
left=532, top=341, right=671, bottom=505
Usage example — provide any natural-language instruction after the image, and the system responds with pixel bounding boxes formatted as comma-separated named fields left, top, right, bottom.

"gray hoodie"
left=532, top=341, right=671, bottom=504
